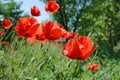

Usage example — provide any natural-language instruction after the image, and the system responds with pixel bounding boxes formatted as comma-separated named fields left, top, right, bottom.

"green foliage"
left=0, top=38, right=120, bottom=80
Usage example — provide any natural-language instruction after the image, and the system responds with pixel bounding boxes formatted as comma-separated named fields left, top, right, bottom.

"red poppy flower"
left=36, top=28, right=46, bottom=41
left=62, top=39, right=81, bottom=59
left=62, top=36, right=97, bottom=60
left=0, top=30, right=5, bottom=35
left=15, top=17, right=41, bottom=42
left=69, top=32, right=77, bottom=39
left=88, top=62, right=99, bottom=71
left=45, top=0, right=60, bottom=14
left=77, top=36, right=98, bottom=60
left=31, top=6, right=40, bottom=16
left=57, top=24, right=70, bottom=39
left=1, top=18, right=12, bottom=29
left=42, top=21, right=63, bottom=40
left=61, top=29, right=70, bottom=38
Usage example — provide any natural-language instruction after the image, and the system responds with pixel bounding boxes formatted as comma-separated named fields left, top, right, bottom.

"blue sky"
left=14, top=0, right=50, bottom=22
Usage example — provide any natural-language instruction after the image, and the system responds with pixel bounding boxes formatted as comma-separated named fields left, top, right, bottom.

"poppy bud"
left=1, top=18, right=12, bottom=29
left=31, top=6, right=40, bottom=16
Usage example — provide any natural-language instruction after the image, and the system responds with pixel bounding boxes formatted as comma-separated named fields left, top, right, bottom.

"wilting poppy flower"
left=15, top=17, right=41, bottom=42
left=88, top=62, right=99, bottom=71
left=1, top=41, right=10, bottom=46
left=42, top=21, right=63, bottom=40
left=1, top=18, right=12, bottom=29
left=0, top=30, right=5, bottom=36
left=62, top=36, right=97, bottom=60
left=31, top=6, right=40, bottom=16
left=45, top=0, right=60, bottom=14
left=0, top=41, right=10, bottom=46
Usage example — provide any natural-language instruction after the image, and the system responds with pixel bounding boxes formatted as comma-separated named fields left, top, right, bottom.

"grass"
left=0, top=37, right=120, bottom=80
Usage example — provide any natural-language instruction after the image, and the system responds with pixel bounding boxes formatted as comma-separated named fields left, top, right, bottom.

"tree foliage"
left=0, top=0, right=24, bottom=23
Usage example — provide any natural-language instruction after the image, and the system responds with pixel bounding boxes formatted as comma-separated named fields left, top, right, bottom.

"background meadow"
left=0, top=0, right=120, bottom=80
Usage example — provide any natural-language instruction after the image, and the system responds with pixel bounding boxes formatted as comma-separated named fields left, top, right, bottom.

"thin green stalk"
left=80, top=49, right=99, bottom=78
left=90, top=49, right=99, bottom=63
